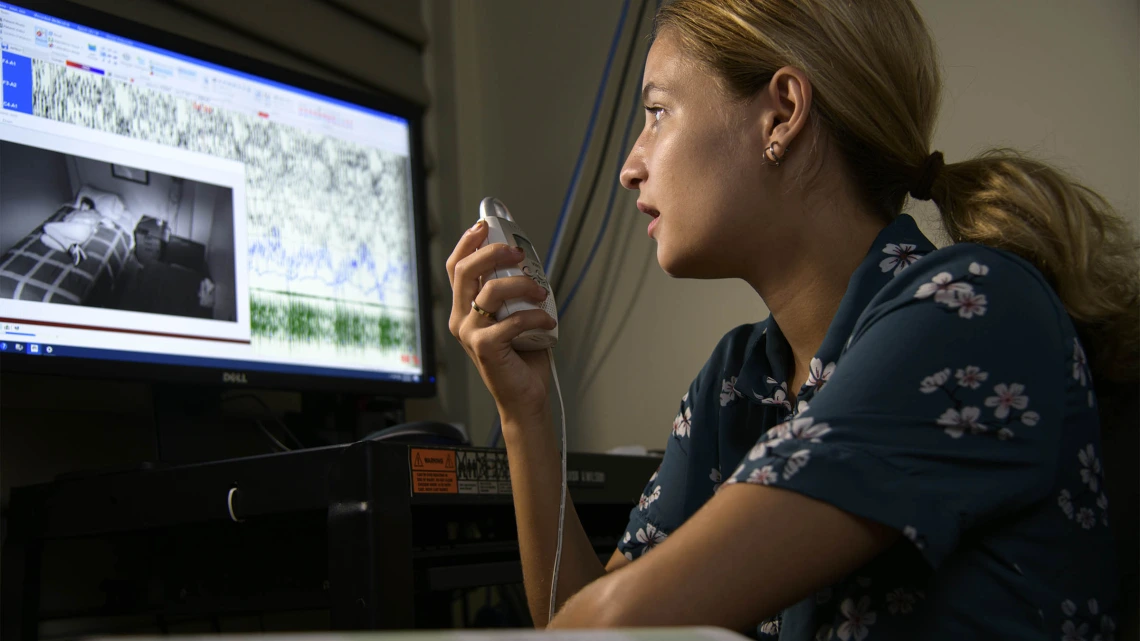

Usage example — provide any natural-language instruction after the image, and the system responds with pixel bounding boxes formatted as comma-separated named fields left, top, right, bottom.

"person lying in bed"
left=42, top=196, right=115, bottom=266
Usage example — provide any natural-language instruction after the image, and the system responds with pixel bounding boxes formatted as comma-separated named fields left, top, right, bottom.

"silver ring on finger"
left=471, top=299, right=496, bottom=321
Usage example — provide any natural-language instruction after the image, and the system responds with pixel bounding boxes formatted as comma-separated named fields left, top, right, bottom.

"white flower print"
left=1097, top=614, right=1116, bottom=641
left=623, top=550, right=634, bottom=560
left=746, top=465, right=779, bottom=486
left=920, top=368, right=951, bottom=393
left=945, top=289, right=988, bottom=319
left=1021, top=411, right=1041, bottom=426
left=997, top=427, right=1014, bottom=440
left=903, top=525, right=926, bottom=550
left=747, top=441, right=770, bottom=462
left=886, top=588, right=919, bottom=615
left=672, top=405, right=692, bottom=438
left=955, top=365, right=989, bottom=389
left=937, top=406, right=985, bottom=438
left=796, top=400, right=811, bottom=416
left=1097, top=493, right=1109, bottom=511
left=1088, top=599, right=1099, bottom=616
left=1062, top=600, right=1078, bottom=617
left=786, top=416, right=832, bottom=441
left=969, top=262, right=990, bottom=276
left=1058, top=489, right=1075, bottom=519
left=710, top=468, right=722, bottom=493
left=1063, top=619, right=1090, bottom=641
left=1078, top=444, right=1102, bottom=492
left=815, top=625, right=834, bottom=641
left=1077, top=507, right=1097, bottom=529
left=719, top=376, right=742, bottom=407
left=1074, top=339, right=1089, bottom=386
left=635, top=523, right=667, bottom=550
left=649, top=468, right=659, bottom=484
left=805, top=357, right=837, bottom=389
left=984, top=383, right=1029, bottom=419
left=759, top=619, right=781, bottom=635
left=837, top=596, right=877, bottom=641
left=755, top=382, right=792, bottom=411
left=880, top=243, right=923, bottom=275
left=783, top=449, right=813, bottom=480
left=914, top=271, right=973, bottom=303
left=638, top=485, right=661, bottom=511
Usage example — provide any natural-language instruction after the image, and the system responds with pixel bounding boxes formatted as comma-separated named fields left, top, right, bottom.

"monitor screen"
left=0, top=1, right=433, bottom=392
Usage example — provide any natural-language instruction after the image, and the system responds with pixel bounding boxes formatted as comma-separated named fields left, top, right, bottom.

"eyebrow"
left=641, top=82, right=669, bottom=104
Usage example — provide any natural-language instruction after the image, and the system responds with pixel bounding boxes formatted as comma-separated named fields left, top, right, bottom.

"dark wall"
left=0, top=142, right=74, bottom=254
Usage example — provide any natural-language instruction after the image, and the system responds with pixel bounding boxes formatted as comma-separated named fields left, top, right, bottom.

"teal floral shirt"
left=617, top=214, right=1118, bottom=640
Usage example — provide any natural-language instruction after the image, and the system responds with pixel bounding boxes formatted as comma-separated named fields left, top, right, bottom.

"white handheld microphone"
left=478, top=197, right=568, bottom=621
left=478, top=197, right=559, bottom=351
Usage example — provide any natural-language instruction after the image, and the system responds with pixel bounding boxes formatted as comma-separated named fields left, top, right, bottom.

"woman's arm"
left=548, top=482, right=897, bottom=630
left=502, top=410, right=626, bottom=627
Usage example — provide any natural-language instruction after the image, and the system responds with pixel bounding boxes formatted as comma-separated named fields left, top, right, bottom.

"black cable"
left=551, top=0, right=653, bottom=294
left=569, top=193, right=639, bottom=379
left=256, top=419, right=291, bottom=452
left=487, top=0, right=652, bottom=449
left=222, top=393, right=304, bottom=448
left=576, top=235, right=656, bottom=399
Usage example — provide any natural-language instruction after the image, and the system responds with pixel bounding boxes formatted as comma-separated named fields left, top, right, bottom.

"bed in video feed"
left=0, top=141, right=238, bottom=322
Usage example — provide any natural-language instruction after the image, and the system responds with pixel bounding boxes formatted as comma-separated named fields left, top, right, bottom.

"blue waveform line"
left=248, top=227, right=410, bottom=302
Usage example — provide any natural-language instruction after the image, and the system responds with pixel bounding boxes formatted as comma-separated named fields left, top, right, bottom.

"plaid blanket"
left=0, top=205, right=132, bottom=305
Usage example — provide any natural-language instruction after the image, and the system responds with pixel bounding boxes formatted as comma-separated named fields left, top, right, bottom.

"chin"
left=655, top=243, right=699, bottom=278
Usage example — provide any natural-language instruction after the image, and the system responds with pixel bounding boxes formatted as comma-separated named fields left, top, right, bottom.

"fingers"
left=445, top=219, right=489, bottom=286
left=465, top=309, right=557, bottom=360
left=474, top=276, right=548, bottom=317
left=448, top=242, right=527, bottom=336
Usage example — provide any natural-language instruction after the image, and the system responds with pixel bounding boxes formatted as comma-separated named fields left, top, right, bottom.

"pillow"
left=73, top=185, right=126, bottom=220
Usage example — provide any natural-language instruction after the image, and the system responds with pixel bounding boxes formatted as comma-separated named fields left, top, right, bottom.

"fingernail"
left=511, top=246, right=525, bottom=256
left=537, top=288, right=548, bottom=300
left=469, top=219, right=486, bottom=232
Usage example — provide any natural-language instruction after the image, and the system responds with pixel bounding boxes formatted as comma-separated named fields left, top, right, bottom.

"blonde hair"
left=657, top=0, right=1139, bottom=389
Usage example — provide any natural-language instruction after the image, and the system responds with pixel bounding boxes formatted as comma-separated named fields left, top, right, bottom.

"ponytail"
left=931, top=149, right=1139, bottom=387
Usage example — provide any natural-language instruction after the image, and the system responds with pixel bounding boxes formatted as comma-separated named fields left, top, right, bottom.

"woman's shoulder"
left=869, top=241, right=1072, bottom=335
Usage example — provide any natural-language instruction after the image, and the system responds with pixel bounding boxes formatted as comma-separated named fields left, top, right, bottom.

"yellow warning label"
left=413, top=470, right=458, bottom=494
left=411, top=448, right=456, bottom=471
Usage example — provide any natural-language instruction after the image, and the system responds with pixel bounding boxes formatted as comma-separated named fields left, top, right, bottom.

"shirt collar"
left=736, top=214, right=936, bottom=404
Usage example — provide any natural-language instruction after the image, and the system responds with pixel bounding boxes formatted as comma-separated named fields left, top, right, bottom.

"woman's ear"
left=762, top=66, right=813, bottom=153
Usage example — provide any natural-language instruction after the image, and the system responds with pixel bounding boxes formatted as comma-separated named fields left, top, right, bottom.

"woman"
left=446, top=0, right=1138, bottom=637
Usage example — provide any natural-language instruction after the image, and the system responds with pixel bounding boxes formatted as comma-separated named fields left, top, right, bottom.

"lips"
left=637, top=202, right=660, bottom=218
left=638, top=202, right=661, bottom=239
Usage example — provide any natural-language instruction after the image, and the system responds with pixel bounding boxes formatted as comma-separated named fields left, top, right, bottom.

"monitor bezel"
left=0, top=0, right=437, bottom=397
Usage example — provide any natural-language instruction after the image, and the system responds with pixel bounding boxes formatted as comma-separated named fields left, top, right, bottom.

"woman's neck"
left=746, top=204, right=887, bottom=399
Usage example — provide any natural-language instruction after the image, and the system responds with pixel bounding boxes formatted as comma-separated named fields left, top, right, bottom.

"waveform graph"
left=250, top=289, right=416, bottom=367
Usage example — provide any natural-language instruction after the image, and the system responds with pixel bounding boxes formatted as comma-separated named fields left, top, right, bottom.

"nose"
left=620, top=143, right=646, bottom=191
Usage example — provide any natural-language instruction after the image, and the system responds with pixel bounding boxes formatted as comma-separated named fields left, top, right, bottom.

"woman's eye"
left=645, top=107, right=663, bottom=123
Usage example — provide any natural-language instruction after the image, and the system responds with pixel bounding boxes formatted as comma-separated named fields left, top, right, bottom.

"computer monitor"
left=0, top=0, right=435, bottom=396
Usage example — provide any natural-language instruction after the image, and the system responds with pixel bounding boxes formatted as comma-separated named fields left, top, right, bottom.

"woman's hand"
left=447, top=219, right=558, bottom=423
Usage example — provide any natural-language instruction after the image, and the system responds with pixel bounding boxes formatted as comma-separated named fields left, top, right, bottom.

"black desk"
left=1, top=442, right=659, bottom=639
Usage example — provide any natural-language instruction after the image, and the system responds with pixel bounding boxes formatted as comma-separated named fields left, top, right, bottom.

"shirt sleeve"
left=723, top=246, right=1068, bottom=569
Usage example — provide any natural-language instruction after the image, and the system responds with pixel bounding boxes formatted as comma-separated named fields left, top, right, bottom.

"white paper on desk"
left=88, top=628, right=753, bottom=641
left=457, top=628, right=751, bottom=641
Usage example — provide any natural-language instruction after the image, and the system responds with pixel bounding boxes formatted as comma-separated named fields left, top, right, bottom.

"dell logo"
left=222, top=372, right=248, bottom=384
